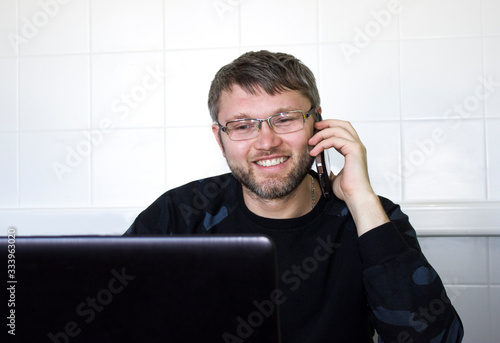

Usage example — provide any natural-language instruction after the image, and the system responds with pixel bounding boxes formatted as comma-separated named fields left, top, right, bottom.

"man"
left=125, top=50, right=463, bottom=342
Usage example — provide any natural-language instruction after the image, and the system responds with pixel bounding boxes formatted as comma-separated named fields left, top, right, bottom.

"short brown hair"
left=208, top=50, right=320, bottom=123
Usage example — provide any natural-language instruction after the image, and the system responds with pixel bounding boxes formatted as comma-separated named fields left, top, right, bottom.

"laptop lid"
left=3, top=235, right=281, bottom=343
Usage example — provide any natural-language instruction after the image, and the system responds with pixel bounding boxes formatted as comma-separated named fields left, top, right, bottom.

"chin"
left=229, top=156, right=314, bottom=200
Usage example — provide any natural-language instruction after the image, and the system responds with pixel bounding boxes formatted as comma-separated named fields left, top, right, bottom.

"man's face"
left=212, top=85, right=317, bottom=200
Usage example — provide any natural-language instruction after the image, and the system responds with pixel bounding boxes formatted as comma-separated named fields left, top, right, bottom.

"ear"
left=315, top=106, right=322, bottom=121
left=212, top=124, right=226, bottom=157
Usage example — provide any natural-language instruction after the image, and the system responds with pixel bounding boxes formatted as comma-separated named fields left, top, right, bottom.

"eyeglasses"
left=217, top=107, right=316, bottom=141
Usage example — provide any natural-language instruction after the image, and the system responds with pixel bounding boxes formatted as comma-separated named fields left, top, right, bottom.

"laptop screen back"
left=3, top=235, right=281, bottom=343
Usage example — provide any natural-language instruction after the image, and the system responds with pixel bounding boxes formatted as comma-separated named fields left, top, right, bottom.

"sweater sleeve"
left=357, top=200, right=464, bottom=342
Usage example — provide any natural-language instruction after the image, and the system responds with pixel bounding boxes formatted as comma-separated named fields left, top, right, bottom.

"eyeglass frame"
left=216, top=106, right=316, bottom=141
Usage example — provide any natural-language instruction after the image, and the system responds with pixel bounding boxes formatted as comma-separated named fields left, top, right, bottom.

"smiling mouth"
left=255, top=157, right=289, bottom=167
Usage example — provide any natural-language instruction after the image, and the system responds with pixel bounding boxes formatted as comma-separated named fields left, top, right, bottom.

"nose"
left=254, top=120, right=281, bottom=150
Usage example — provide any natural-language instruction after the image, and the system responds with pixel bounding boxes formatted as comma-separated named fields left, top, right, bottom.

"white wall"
left=0, top=0, right=499, bottom=341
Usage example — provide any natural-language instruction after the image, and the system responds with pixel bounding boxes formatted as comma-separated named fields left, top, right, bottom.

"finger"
left=309, top=128, right=351, bottom=149
left=309, top=123, right=359, bottom=147
left=314, top=119, right=360, bottom=140
left=309, top=134, right=357, bottom=157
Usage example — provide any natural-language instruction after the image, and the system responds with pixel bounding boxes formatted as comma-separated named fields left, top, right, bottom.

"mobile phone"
left=314, top=113, right=332, bottom=199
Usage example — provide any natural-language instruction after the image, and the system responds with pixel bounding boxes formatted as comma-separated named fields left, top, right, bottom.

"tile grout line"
left=163, top=0, right=168, bottom=191
left=16, top=0, right=21, bottom=208
left=88, top=0, right=93, bottom=207
left=480, top=0, right=490, bottom=203
left=397, top=10, right=404, bottom=202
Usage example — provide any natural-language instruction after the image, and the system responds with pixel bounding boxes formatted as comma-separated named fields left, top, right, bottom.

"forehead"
left=218, top=85, right=310, bottom=122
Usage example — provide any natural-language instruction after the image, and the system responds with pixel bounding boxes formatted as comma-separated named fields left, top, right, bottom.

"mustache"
left=249, top=150, right=290, bottom=159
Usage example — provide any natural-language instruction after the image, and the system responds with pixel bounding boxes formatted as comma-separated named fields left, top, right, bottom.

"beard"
left=226, top=149, right=315, bottom=200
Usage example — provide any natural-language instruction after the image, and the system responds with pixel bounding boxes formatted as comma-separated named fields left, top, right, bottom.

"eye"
left=230, top=121, right=254, bottom=131
left=274, top=115, right=295, bottom=126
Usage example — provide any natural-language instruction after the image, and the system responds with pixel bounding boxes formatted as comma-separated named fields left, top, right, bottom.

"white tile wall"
left=0, top=0, right=18, bottom=57
left=419, top=237, right=489, bottom=285
left=0, top=208, right=138, bottom=236
left=487, top=119, right=500, bottom=200
left=0, top=133, right=18, bottom=207
left=90, top=0, right=163, bottom=53
left=320, top=41, right=401, bottom=121
left=419, top=236, right=499, bottom=342
left=19, top=131, right=91, bottom=207
left=164, top=0, right=239, bottom=49
left=490, top=237, right=500, bottom=284
left=0, top=57, right=17, bottom=130
left=400, top=38, right=484, bottom=119
left=91, top=128, right=166, bottom=207
left=319, top=0, right=399, bottom=42
left=18, top=0, right=89, bottom=56
left=165, top=127, right=229, bottom=190
left=445, top=285, right=491, bottom=343
left=240, top=0, right=318, bottom=46
left=164, top=48, right=240, bottom=127
left=491, top=286, right=500, bottom=341
left=483, top=0, right=500, bottom=36
left=19, top=55, right=90, bottom=131
left=342, top=121, right=402, bottom=201
left=402, top=119, right=487, bottom=201
left=399, top=0, right=482, bottom=38
left=1, top=1, right=499, bottom=341
left=484, top=37, right=500, bottom=118
left=90, top=51, right=165, bottom=129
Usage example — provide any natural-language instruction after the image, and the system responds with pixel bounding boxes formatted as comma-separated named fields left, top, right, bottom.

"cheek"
left=222, top=140, right=251, bottom=162
left=302, top=126, right=316, bottom=149
left=290, top=132, right=313, bottom=152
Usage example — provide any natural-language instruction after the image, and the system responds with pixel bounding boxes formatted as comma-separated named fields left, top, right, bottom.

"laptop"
left=3, top=235, right=281, bottom=343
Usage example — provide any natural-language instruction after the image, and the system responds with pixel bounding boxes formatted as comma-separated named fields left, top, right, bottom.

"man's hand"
left=309, top=119, right=389, bottom=236
left=309, top=119, right=372, bottom=201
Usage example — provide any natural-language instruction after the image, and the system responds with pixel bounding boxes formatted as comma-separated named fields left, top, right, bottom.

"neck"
left=242, top=174, right=317, bottom=219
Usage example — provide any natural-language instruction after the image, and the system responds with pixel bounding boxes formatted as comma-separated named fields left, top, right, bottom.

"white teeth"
left=256, top=157, right=288, bottom=167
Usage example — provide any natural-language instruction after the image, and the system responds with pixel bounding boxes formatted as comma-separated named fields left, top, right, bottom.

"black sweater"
left=125, top=172, right=463, bottom=343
